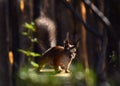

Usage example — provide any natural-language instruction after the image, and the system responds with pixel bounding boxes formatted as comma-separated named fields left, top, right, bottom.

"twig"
left=82, top=0, right=118, bottom=40
left=61, top=0, right=102, bottom=39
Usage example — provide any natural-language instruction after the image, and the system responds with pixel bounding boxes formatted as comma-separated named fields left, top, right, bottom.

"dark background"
left=0, top=0, right=120, bottom=86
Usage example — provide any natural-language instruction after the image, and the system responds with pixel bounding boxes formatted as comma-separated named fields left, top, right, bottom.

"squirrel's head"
left=64, top=32, right=80, bottom=59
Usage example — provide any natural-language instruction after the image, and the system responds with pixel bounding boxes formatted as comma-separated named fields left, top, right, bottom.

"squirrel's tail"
left=35, top=16, right=56, bottom=53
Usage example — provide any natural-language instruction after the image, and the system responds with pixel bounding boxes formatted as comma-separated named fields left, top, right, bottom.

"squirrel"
left=36, top=33, right=79, bottom=73
left=35, top=14, right=79, bottom=73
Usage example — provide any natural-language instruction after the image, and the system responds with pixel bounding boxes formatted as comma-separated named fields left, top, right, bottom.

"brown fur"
left=37, top=44, right=77, bottom=73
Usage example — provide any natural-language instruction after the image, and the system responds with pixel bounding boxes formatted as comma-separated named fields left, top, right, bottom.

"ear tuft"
left=64, top=32, right=70, bottom=47
left=76, top=39, right=80, bottom=48
left=64, top=32, right=70, bottom=43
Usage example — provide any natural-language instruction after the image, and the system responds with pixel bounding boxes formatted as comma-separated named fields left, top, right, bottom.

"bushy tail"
left=35, top=16, right=56, bottom=53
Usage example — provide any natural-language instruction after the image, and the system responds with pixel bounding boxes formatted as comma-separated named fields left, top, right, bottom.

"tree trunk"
left=9, top=0, right=20, bottom=71
left=80, top=1, right=89, bottom=72
left=0, top=0, right=11, bottom=86
left=118, top=41, right=120, bottom=71
left=107, top=0, right=120, bottom=72
left=92, top=0, right=109, bottom=85
left=85, top=0, right=108, bottom=84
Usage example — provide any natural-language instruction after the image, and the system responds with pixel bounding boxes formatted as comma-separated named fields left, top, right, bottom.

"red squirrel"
left=35, top=15, right=79, bottom=73
left=36, top=33, right=79, bottom=73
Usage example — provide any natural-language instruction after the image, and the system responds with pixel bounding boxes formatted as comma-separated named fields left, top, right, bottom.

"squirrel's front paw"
left=55, top=66, right=63, bottom=73
left=65, top=69, right=70, bottom=73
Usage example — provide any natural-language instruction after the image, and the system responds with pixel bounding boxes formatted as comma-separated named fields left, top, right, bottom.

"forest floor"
left=17, top=65, right=90, bottom=86
left=36, top=68, right=92, bottom=86
left=18, top=67, right=120, bottom=86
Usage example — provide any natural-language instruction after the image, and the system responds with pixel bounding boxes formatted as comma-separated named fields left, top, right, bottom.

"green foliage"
left=19, top=49, right=40, bottom=57
left=18, top=49, right=40, bottom=68
left=23, top=22, right=36, bottom=32
left=17, top=67, right=62, bottom=86
left=109, top=51, right=117, bottom=63
left=30, top=61, right=39, bottom=68
left=22, top=22, right=38, bottom=43
left=84, top=69, right=96, bottom=86
left=17, top=64, right=97, bottom=86
left=19, top=22, right=40, bottom=68
left=71, top=64, right=96, bottom=86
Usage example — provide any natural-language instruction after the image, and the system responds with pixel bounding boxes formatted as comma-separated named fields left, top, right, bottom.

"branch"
left=61, top=0, right=102, bottom=38
left=82, top=0, right=118, bottom=40
left=83, top=0, right=111, bottom=27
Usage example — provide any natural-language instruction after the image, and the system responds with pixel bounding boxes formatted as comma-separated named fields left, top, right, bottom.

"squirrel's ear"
left=75, top=39, right=80, bottom=48
left=64, top=32, right=70, bottom=43
left=64, top=32, right=70, bottom=47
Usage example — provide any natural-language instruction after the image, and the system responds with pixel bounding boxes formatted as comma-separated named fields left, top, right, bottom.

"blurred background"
left=0, top=0, right=120, bottom=86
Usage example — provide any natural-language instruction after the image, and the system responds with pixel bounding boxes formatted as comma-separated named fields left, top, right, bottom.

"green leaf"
left=31, top=22, right=35, bottom=26
left=111, top=54, right=117, bottom=62
left=29, top=51, right=41, bottom=57
left=22, top=32, right=29, bottom=36
left=18, top=49, right=30, bottom=56
left=30, top=61, right=39, bottom=68
left=31, top=38, right=38, bottom=43
left=18, top=49, right=41, bottom=57
left=23, top=23, right=35, bottom=32
left=110, top=51, right=117, bottom=63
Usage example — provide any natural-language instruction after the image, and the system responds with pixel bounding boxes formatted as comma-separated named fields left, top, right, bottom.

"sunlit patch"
left=66, top=0, right=71, bottom=3
left=20, top=0, right=24, bottom=12
left=81, top=2, right=86, bottom=16
left=85, top=67, right=89, bottom=74
left=9, top=51, right=14, bottom=65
